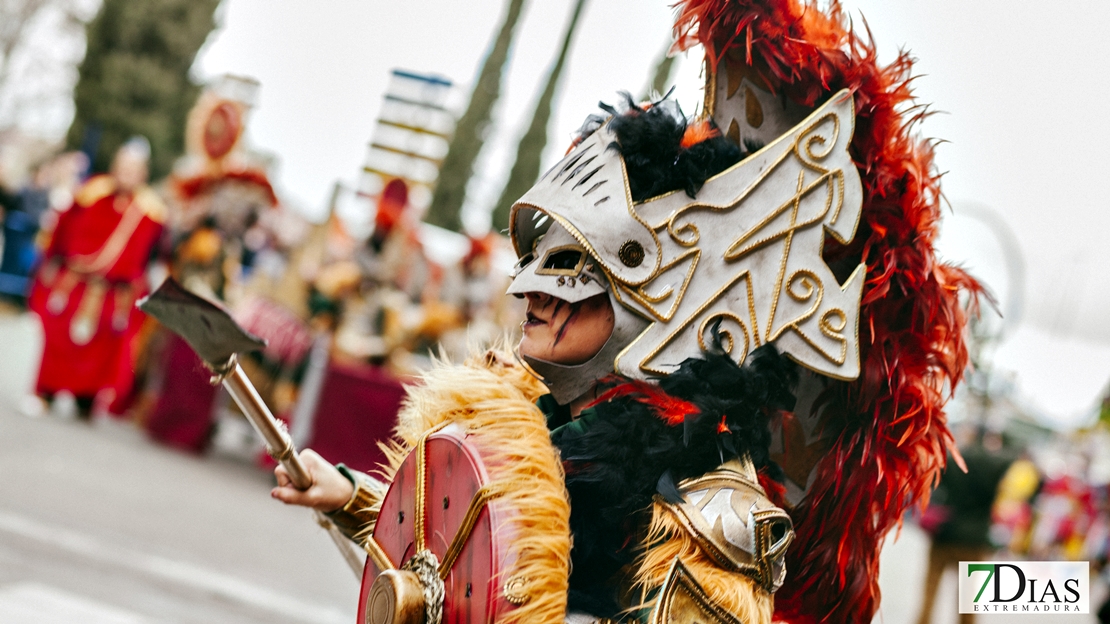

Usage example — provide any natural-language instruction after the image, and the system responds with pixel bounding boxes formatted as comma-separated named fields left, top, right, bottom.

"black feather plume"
left=568, top=94, right=751, bottom=203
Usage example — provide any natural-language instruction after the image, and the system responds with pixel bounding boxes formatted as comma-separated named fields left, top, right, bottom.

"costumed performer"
left=275, top=96, right=803, bottom=623
left=271, top=0, right=981, bottom=621
left=29, top=138, right=166, bottom=419
left=144, top=78, right=292, bottom=452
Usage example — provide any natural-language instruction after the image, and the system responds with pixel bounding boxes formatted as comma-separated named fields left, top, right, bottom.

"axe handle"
left=221, top=361, right=313, bottom=490
left=218, top=359, right=364, bottom=579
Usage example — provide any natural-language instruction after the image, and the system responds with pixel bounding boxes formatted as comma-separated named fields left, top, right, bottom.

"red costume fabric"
left=301, top=360, right=405, bottom=474
left=28, top=175, right=165, bottom=407
left=144, top=333, right=219, bottom=452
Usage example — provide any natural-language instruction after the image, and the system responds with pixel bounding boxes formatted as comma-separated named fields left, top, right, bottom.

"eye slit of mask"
left=536, top=246, right=587, bottom=276
left=770, top=520, right=788, bottom=544
left=513, top=252, right=535, bottom=274
left=544, top=249, right=584, bottom=271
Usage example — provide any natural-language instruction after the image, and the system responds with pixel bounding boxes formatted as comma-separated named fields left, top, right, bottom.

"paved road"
left=0, top=313, right=359, bottom=623
left=0, top=311, right=1100, bottom=623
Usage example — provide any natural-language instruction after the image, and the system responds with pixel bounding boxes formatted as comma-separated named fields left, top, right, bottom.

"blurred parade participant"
left=0, top=162, right=15, bottom=218
left=916, top=431, right=1016, bottom=624
left=0, top=162, right=27, bottom=301
left=1, top=153, right=93, bottom=304
left=265, top=0, right=982, bottom=618
left=320, top=183, right=409, bottom=364
left=356, top=177, right=428, bottom=302
left=323, top=177, right=462, bottom=371
left=992, top=452, right=1041, bottom=553
left=998, top=425, right=1110, bottom=622
left=435, top=232, right=521, bottom=360
left=28, top=138, right=165, bottom=419
left=1028, top=455, right=1097, bottom=560
left=168, top=75, right=277, bottom=302
left=144, top=75, right=305, bottom=452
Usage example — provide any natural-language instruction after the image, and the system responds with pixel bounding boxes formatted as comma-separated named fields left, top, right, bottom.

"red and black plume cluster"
left=603, top=94, right=742, bottom=201
left=551, top=346, right=797, bottom=618
left=572, top=93, right=746, bottom=202
left=673, top=1, right=984, bottom=622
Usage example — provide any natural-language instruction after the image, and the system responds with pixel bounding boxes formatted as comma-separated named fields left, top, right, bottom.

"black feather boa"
left=550, top=345, right=797, bottom=618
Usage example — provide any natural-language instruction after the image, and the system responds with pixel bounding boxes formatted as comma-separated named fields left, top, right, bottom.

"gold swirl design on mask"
left=632, top=270, right=757, bottom=376
left=818, top=308, right=849, bottom=365
left=668, top=220, right=700, bottom=247
left=614, top=248, right=701, bottom=323
left=697, top=312, right=751, bottom=364
left=651, top=110, right=842, bottom=237
left=625, top=108, right=853, bottom=374
left=769, top=269, right=824, bottom=339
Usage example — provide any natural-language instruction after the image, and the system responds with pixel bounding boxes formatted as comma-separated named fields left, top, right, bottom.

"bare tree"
left=0, top=0, right=96, bottom=136
left=0, top=0, right=50, bottom=92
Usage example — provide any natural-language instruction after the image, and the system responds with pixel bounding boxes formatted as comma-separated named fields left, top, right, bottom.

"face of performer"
left=111, top=148, right=149, bottom=192
left=519, top=291, right=615, bottom=365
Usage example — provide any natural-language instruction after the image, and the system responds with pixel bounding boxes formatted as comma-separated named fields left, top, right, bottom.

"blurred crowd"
left=0, top=75, right=521, bottom=460
left=915, top=419, right=1110, bottom=623
left=993, top=429, right=1110, bottom=566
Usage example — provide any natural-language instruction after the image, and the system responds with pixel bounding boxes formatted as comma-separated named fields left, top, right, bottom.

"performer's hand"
left=271, top=449, right=354, bottom=513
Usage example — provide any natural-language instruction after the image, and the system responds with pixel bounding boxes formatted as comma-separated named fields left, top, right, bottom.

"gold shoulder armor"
left=650, top=558, right=745, bottom=624
left=661, top=457, right=794, bottom=593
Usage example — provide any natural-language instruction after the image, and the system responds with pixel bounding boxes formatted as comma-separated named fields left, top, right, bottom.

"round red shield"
left=357, top=423, right=525, bottom=623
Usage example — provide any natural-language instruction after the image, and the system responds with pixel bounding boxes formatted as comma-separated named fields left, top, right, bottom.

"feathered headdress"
left=673, top=1, right=982, bottom=622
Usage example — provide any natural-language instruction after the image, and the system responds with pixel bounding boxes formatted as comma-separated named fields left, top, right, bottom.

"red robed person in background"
left=29, top=138, right=166, bottom=419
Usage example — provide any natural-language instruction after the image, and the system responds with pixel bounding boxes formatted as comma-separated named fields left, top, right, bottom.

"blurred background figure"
left=139, top=75, right=307, bottom=453
left=0, top=160, right=21, bottom=298
left=0, top=152, right=88, bottom=305
left=991, top=450, right=1041, bottom=554
left=916, top=429, right=1017, bottom=624
left=26, top=137, right=165, bottom=420
left=0, top=161, right=47, bottom=304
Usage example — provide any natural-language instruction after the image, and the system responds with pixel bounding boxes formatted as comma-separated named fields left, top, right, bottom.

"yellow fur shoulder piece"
left=386, top=350, right=549, bottom=446
left=74, top=175, right=116, bottom=207
left=379, top=350, right=568, bottom=624
left=635, top=502, right=773, bottom=624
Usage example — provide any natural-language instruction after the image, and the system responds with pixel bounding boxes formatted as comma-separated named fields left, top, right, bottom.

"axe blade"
left=137, top=277, right=266, bottom=365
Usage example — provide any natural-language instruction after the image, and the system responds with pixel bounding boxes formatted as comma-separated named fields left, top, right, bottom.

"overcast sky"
left=194, top=0, right=1110, bottom=426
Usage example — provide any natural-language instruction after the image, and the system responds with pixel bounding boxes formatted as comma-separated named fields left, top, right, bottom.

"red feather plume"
left=673, top=2, right=983, bottom=622
left=593, top=378, right=700, bottom=426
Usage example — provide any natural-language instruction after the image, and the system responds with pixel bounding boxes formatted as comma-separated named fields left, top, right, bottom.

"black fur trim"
left=551, top=344, right=797, bottom=617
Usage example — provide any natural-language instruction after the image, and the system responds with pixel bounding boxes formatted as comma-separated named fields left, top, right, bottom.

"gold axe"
left=138, top=276, right=364, bottom=577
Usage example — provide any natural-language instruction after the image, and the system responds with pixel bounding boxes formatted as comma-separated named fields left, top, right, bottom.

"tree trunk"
left=65, top=0, right=220, bottom=180
left=642, top=38, right=677, bottom=102
left=422, top=0, right=527, bottom=233
left=489, top=0, right=588, bottom=234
